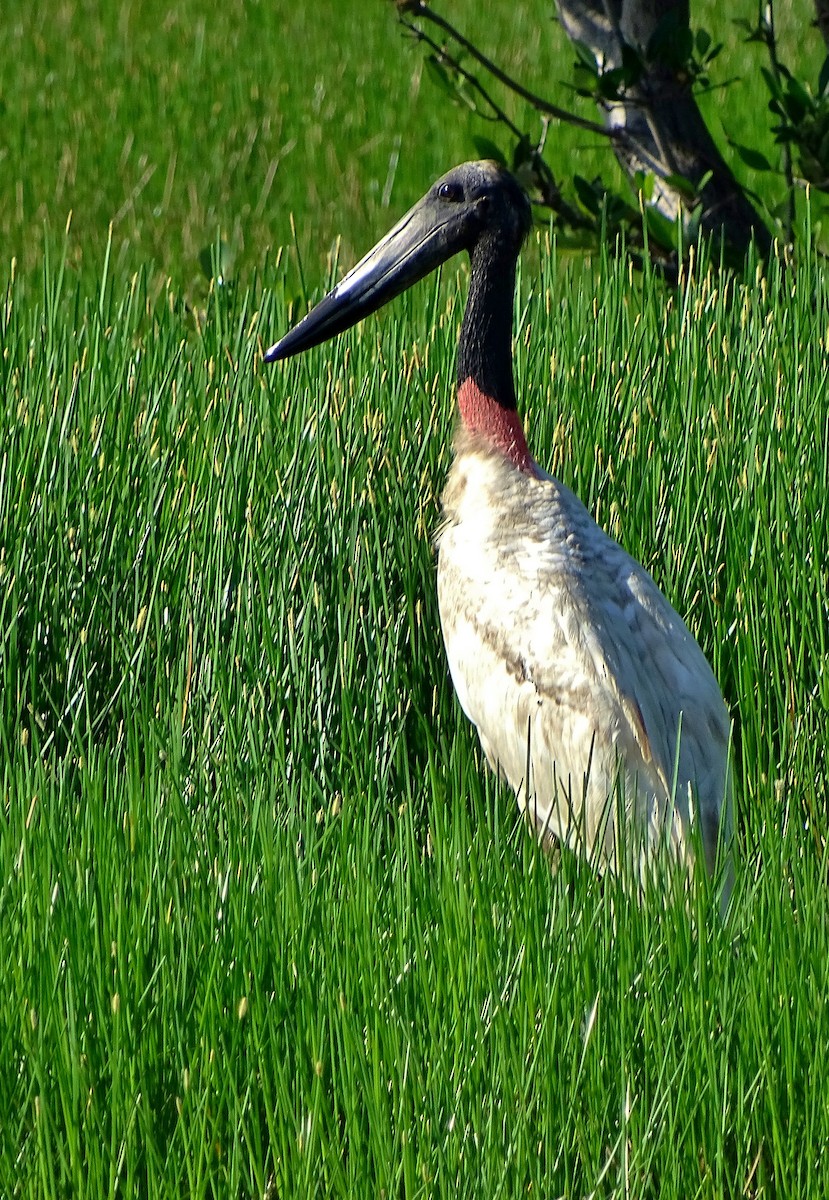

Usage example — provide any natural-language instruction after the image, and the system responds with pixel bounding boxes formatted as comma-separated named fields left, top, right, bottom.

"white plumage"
left=266, top=160, right=735, bottom=897
left=437, top=428, right=733, bottom=887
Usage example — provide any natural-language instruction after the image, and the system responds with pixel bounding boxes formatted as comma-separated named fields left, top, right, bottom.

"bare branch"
left=400, top=17, right=593, bottom=229
left=395, top=0, right=691, bottom=211
left=396, top=0, right=772, bottom=256
left=396, top=0, right=612, bottom=140
left=401, top=19, right=526, bottom=142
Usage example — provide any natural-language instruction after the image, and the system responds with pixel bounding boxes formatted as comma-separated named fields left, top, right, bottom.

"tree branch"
left=396, top=0, right=772, bottom=257
left=396, top=0, right=613, bottom=139
left=400, top=17, right=594, bottom=229
left=396, top=0, right=703, bottom=215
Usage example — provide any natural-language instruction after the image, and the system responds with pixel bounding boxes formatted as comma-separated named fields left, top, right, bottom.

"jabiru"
left=265, top=160, right=734, bottom=896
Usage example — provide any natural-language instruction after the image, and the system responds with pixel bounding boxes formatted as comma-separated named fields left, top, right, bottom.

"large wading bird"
left=266, top=161, right=734, bottom=895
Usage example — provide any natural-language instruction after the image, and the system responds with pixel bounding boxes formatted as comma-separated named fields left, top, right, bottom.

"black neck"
left=457, top=234, right=518, bottom=411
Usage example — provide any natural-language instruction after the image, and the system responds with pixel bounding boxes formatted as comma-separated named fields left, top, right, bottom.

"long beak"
left=264, top=191, right=480, bottom=363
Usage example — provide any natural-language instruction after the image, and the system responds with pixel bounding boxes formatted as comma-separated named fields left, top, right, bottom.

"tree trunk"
left=555, top=0, right=773, bottom=254
left=815, top=0, right=829, bottom=48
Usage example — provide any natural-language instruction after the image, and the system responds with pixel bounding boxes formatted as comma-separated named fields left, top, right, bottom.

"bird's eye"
left=438, top=181, right=464, bottom=203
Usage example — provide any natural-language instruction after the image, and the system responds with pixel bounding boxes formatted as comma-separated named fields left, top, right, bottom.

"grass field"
left=2, top=0, right=827, bottom=287
left=3, top=1, right=829, bottom=1197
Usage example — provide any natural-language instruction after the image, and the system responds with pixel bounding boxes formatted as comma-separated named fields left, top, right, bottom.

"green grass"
left=3, top=0, right=829, bottom=1196
left=3, top=231, right=829, bottom=1196
left=1, top=0, right=826, bottom=288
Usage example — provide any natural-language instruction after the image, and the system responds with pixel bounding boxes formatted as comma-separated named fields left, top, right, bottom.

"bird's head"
left=264, top=160, right=532, bottom=363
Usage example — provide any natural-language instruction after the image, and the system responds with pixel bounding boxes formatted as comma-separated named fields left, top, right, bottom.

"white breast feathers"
left=436, top=435, right=734, bottom=894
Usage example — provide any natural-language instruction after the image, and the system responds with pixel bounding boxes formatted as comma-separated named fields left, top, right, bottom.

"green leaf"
left=425, top=55, right=454, bottom=100
left=633, top=170, right=655, bottom=202
left=647, top=10, right=692, bottom=69
left=730, top=142, right=773, bottom=172
left=790, top=77, right=814, bottom=109
left=643, top=204, right=679, bottom=250
left=571, top=40, right=599, bottom=76
left=573, top=174, right=602, bottom=216
left=664, top=172, right=702, bottom=201
left=819, top=55, right=829, bottom=98
left=695, top=27, right=712, bottom=57
left=471, top=137, right=506, bottom=166
left=780, top=91, right=807, bottom=126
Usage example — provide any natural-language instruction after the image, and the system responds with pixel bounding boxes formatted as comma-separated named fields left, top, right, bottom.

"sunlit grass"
left=1, top=0, right=824, bottom=288
left=2, top=0, right=829, bottom=1192
left=1, top=227, right=828, bottom=1195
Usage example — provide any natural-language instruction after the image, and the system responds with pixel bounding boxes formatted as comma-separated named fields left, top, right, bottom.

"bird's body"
left=437, top=423, right=732, bottom=878
left=266, top=160, right=734, bottom=894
